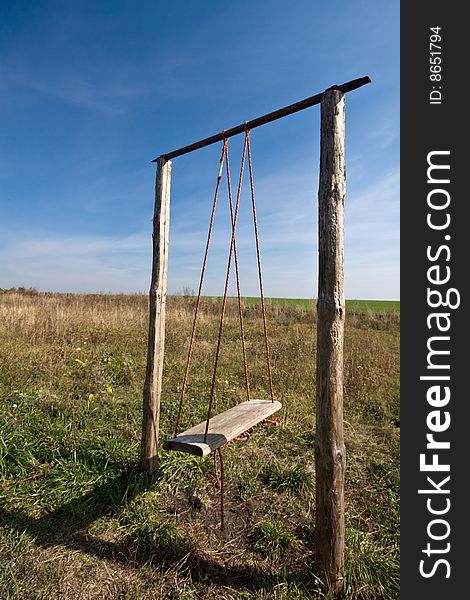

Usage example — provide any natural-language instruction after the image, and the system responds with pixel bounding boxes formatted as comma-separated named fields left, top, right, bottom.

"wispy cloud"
left=1, top=63, right=146, bottom=113
left=0, top=230, right=151, bottom=292
left=1, top=231, right=148, bottom=259
left=167, top=158, right=398, bottom=299
left=346, top=170, right=399, bottom=236
left=368, top=117, right=399, bottom=151
left=0, top=154, right=398, bottom=299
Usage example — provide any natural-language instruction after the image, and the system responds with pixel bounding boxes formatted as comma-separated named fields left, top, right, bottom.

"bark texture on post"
left=140, top=157, right=172, bottom=473
left=315, top=89, right=346, bottom=595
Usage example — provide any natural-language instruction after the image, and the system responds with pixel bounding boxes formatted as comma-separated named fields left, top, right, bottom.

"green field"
left=237, top=297, right=400, bottom=315
left=0, top=291, right=399, bottom=599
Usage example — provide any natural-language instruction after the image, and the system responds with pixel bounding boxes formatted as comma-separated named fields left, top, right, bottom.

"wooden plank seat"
left=163, top=399, right=282, bottom=456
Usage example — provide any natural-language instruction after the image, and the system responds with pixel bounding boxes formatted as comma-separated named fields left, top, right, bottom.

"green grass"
left=262, top=462, right=313, bottom=495
left=208, top=296, right=400, bottom=315
left=0, top=291, right=399, bottom=599
left=345, top=300, right=400, bottom=315
left=250, top=520, right=301, bottom=559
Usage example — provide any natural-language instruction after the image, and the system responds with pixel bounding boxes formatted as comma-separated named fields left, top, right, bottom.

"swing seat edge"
left=163, top=399, right=282, bottom=456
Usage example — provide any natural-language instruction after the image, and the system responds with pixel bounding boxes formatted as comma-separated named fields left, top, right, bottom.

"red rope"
left=225, top=141, right=251, bottom=403
left=170, top=133, right=276, bottom=532
left=172, top=132, right=274, bottom=532
left=246, top=130, right=276, bottom=401
left=216, top=447, right=225, bottom=529
left=213, top=450, right=221, bottom=488
left=174, top=141, right=227, bottom=436
left=204, top=136, right=248, bottom=441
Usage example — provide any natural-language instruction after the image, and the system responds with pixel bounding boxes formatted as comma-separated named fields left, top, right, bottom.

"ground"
left=0, top=291, right=399, bottom=599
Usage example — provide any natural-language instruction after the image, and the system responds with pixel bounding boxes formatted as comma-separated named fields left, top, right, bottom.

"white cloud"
left=0, top=230, right=151, bottom=293
left=0, top=162, right=399, bottom=299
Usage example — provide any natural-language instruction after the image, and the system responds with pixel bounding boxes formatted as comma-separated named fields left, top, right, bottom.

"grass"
left=250, top=520, right=301, bottom=559
left=210, top=296, right=400, bottom=316
left=0, top=290, right=399, bottom=599
left=262, top=462, right=313, bottom=495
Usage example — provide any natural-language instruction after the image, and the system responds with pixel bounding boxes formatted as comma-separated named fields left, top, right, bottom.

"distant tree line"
left=0, top=286, right=40, bottom=295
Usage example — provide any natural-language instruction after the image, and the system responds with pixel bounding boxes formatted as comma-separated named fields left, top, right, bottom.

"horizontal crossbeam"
left=163, top=399, right=282, bottom=456
left=153, top=76, right=371, bottom=162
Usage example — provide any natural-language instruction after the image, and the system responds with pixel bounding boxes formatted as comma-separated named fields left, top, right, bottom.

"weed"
left=238, top=475, right=259, bottom=501
left=158, top=450, right=212, bottom=493
left=263, top=461, right=313, bottom=495
left=122, top=497, right=191, bottom=560
left=250, top=520, right=300, bottom=559
left=344, top=528, right=399, bottom=600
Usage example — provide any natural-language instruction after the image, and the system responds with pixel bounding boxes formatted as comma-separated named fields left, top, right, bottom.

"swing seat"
left=164, top=399, right=282, bottom=457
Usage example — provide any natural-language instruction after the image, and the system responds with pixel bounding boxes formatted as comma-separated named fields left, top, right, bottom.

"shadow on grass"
left=0, top=470, right=317, bottom=594
left=0, top=467, right=150, bottom=552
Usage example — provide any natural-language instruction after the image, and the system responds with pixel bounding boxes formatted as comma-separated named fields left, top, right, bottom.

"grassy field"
left=0, top=291, right=399, bottom=599
left=210, top=297, right=400, bottom=316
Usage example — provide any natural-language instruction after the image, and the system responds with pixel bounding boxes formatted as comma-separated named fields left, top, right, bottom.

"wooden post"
left=140, top=157, right=171, bottom=473
left=315, top=89, right=346, bottom=595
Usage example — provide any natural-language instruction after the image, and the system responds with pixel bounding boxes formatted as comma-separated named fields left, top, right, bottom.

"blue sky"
left=0, top=0, right=399, bottom=299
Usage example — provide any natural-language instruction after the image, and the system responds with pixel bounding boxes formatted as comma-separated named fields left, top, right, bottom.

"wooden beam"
left=140, top=157, right=171, bottom=473
left=315, top=89, right=346, bottom=595
left=164, top=400, right=282, bottom=456
left=153, top=76, right=371, bottom=161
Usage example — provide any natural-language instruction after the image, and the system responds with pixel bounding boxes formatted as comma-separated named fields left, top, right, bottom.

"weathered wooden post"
left=315, top=89, right=346, bottom=595
left=140, top=157, right=171, bottom=473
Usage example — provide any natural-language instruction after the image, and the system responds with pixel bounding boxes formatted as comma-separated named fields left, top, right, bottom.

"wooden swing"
left=163, top=130, right=281, bottom=457
left=143, top=75, right=371, bottom=586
